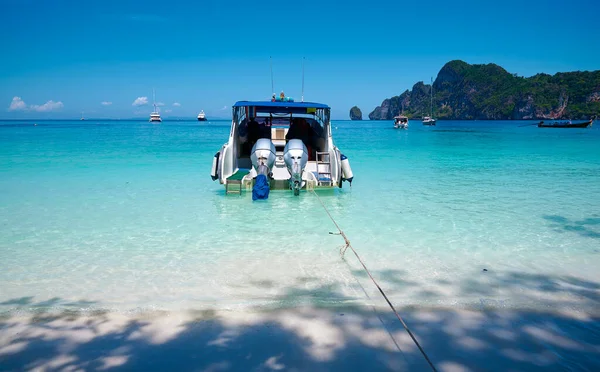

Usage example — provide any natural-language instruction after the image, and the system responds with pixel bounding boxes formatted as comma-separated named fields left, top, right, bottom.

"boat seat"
left=271, top=127, right=288, bottom=147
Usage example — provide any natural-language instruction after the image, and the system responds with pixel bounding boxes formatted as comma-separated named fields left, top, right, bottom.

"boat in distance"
left=537, top=119, right=593, bottom=128
left=149, top=89, right=161, bottom=123
left=394, top=115, right=408, bottom=129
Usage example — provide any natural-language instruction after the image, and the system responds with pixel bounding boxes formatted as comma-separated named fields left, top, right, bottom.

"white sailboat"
left=149, top=89, right=162, bottom=123
left=422, top=77, right=436, bottom=126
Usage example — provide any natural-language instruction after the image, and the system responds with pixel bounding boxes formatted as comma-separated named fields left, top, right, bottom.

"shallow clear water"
left=1, top=120, right=599, bottom=313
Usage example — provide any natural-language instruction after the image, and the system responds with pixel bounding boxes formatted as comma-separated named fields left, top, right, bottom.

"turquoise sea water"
left=1, top=120, right=599, bottom=313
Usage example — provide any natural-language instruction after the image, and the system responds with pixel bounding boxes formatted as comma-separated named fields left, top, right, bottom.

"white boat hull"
left=422, top=117, right=436, bottom=126
left=212, top=103, right=353, bottom=195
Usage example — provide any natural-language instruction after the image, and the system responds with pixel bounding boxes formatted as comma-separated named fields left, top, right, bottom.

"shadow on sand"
left=544, top=214, right=600, bottom=239
left=1, top=269, right=599, bottom=372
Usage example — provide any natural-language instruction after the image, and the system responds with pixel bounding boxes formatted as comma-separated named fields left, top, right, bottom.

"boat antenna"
left=270, top=56, right=274, bottom=98
left=153, top=88, right=157, bottom=112
left=430, top=77, right=433, bottom=117
left=301, top=57, right=305, bottom=102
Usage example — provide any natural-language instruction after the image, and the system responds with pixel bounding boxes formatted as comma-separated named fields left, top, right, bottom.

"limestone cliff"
left=369, top=60, right=600, bottom=120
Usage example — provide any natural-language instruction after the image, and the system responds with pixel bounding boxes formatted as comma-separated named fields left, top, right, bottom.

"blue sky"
left=1, top=0, right=598, bottom=120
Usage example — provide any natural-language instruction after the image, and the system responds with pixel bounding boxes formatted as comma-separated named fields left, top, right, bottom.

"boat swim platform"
left=224, top=169, right=334, bottom=195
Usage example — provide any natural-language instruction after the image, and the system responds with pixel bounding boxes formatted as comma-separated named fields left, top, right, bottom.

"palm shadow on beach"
left=543, top=214, right=600, bottom=240
left=1, top=268, right=599, bottom=372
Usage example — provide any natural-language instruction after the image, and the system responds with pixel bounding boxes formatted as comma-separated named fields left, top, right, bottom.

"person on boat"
left=287, top=118, right=315, bottom=159
left=286, top=118, right=309, bottom=141
left=258, top=118, right=271, bottom=139
left=239, top=117, right=261, bottom=155
left=247, top=117, right=261, bottom=144
left=280, top=91, right=285, bottom=101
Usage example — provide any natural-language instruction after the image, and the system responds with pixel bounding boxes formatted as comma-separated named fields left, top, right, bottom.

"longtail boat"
left=538, top=119, right=593, bottom=128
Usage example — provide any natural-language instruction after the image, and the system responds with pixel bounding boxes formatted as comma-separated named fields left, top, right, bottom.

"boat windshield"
left=232, top=101, right=331, bottom=159
left=233, top=103, right=329, bottom=126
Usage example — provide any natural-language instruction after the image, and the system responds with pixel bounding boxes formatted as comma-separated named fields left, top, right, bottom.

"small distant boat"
left=422, top=116, right=436, bottom=126
left=394, top=115, right=408, bottom=129
left=149, top=111, right=161, bottom=123
left=538, top=119, right=593, bottom=128
left=197, top=110, right=207, bottom=121
left=422, top=77, right=436, bottom=126
left=80, top=111, right=85, bottom=121
left=149, top=89, right=162, bottom=123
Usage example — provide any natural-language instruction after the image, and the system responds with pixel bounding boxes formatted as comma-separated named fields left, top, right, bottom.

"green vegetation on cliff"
left=369, top=60, right=600, bottom=120
left=349, top=106, right=362, bottom=120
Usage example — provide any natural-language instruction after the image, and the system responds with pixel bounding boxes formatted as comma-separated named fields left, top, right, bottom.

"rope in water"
left=311, top=190, right=438, bottom=372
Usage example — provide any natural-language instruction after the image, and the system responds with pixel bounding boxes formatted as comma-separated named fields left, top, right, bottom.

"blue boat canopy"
left=233, top=100, right=330, bottom=114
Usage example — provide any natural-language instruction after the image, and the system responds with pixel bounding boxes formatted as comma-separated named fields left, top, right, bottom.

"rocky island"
left=369, top=60, right=600, bottom=120
left=349, top=106, right=362, bottom=120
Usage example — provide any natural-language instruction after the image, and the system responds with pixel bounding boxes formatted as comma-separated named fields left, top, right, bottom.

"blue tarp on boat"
left=252, top=174, right=270, bottom=200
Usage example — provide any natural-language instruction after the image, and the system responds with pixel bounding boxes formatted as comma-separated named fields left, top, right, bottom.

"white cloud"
left=30, top=100, right=64, bottom=112
left=101, top=101, right=112, bottom=106
left=156, top=102, right=165, bottom=107
left=165, top=109, right=172, bottom=113
left=8, top=96, right=26, bottom=111
left=132, top=97, right=148, bottom=106
left=9, top=97, right=63, bottom=112
left=172, top=102, right=181, bottom=107
left=219, top=105, right=228, bottom=111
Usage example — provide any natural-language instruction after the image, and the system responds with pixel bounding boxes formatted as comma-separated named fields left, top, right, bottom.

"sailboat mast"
left=430, top=77, right=433, bottom=117
left=153, top=88, right=157, bottom=112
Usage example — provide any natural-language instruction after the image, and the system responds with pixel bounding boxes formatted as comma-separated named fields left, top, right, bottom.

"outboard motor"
left=250, top=139, right=276, bottom=200
left=283, top=139, right=308, bottom=195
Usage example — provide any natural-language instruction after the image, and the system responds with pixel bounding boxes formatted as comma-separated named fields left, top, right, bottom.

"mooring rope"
left=311, top=190, right=438, bottom=372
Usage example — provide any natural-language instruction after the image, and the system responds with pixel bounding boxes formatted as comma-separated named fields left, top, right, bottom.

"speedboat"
left=197, top=110, right=207, bottom=121
left=422, top=116, right=436, bottom=126
left=394, top=115, right=408, bottom=129
left=210, top=98, right=354, bottom=197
